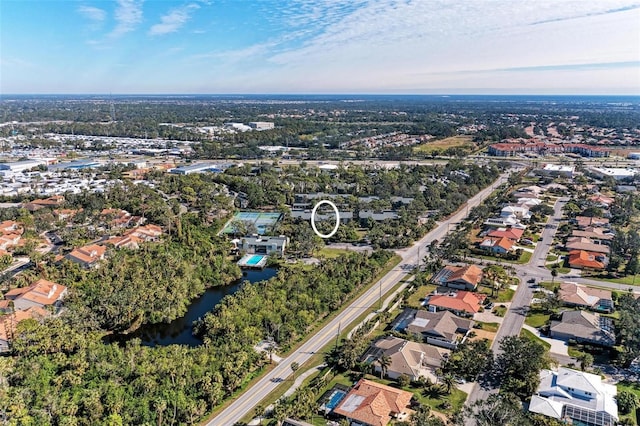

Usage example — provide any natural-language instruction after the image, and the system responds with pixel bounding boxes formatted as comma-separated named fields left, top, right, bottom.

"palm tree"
left=377, top=354, right=392, bottom=379
left=442, top=374, right=455, bottom=394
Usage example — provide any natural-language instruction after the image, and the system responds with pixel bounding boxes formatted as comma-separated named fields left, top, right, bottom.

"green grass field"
left=413, top=135, right=475, bottom=154
left=520, top=328, right=551, bottom=350
left=525, top=311, right=551, bottom=328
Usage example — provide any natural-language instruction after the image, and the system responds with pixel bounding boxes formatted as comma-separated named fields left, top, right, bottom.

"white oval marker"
left=311, top=200, right=340, bottom=239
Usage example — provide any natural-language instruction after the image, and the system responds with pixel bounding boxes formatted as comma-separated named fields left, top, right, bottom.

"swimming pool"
left=325, top=389, right=347, bottom=410
left=246, top=255, right=265, bottom=266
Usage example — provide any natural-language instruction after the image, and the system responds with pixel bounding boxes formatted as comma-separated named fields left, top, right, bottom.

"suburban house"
left=571, top=227, right=614, bottom=243
left=333, top=379, right=413, bottom=426
left=528, top=367, right=618, bottom=426
left=565, top=237, right=610, bottom=255
left=235, top=235, right=289, bottom=256
left=0, top=306, right=49, bottom=352
left=589, top=194, right=615, bottom=208
left=425, top=291, right=486, bottom=317
left=392, top=308, right=474, bottom=349
left=22, top=195, right=65, bottom=211
left=558, top=282, right=613, bottom=312
left=362, top=336, right=450, bottom=381
left=487, top=227, right=524, bottom=242
left=432, top=264, right=483, bottom=291
left=549, top=310, right=615, bottom=347
left=101, top=208, right=144, bottom=229
left=501, top=205, right=531, bottom=220
left=0, top=233, right=21, bottom=251
left=575, top=216, right=609, bottom=229
left=105, top=234, right=143, bottom=249
left=126, top=224, right=163, bottom=241
left=484, top=217, right=527, bottom=229
left=568, top=250, right=607, bottom=270
left=479, top=236, right=515, bottom=254
left=4, top=279, right=67, bottom=311
left=66, top=244, right=107, bottom=268
left=0, top=220, right=22, bottom=235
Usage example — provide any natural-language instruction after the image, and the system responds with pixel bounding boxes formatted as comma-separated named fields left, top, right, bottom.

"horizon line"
left=1, top=92, right=640, bottom=97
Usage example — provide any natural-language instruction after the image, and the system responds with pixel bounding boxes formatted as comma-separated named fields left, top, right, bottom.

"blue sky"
left=1, top=0, right=639, bottom=94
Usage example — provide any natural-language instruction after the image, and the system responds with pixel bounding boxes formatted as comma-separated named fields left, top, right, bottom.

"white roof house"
left=529, top=367, right=618, bottom=426
left=500, top=205, right=531, bottom=220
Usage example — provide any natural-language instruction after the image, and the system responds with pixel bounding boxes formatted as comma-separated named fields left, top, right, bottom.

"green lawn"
left=540, top=281, right=560, bottom=292
left=546, top=265, right=570, bottom=273
left=525, top=311, right=551, bottom=328
left=585, top=273, right=640, bottom=286
left=470, top=250, right=532, bottom=264
left=475, top=321, right=499, bottom=332
left=406, top=284, right=437, bottom=309
left=546, top=254, right=558, bottom=262
left=492, top=305, right=507, bottom=317
left=495, top=288, right=515, bottom=303
left=520, top=328, right=551, bottom=350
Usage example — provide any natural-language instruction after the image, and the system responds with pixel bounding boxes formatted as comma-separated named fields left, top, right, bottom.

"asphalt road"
left=206, top=171, right=513, bottom=426
left=464, top=197, right=569, bottom=415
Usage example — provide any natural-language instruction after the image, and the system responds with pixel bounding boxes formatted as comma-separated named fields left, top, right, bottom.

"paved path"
left=206, top=172, right=513, bottom=426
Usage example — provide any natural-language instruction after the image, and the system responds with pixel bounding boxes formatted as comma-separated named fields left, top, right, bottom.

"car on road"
left=527, top=278, right=536, bottom=284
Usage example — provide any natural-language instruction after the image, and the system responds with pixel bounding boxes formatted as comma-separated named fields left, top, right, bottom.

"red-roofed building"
left=0, top=306, right=49, bottom=352
left=4, top=279, right=67, bottom=311
left=433, top=264, right=483, bottom=290
left=487, top=227, right=524, bottom=242
left=479, top=236, right=515, bottom=254
left=426, top=291, right=486, bottom=316
left=333, top=379, right=413, bottom=426
left=66, top=244, right=106, bottom=268
left=568, top=250, right=606, bottom=270
left=125, top=224, right=163, bottom=241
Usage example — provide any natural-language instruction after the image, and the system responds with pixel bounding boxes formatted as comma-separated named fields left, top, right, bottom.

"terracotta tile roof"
left=446, top=264, right=483, bottom=287
left=565, top=237, right=610, bottom=254
left=125, top=224, right=163, bottom=240
left=568, top=250, right=605, bottom=270
left=0, top=221, right=22, bottom=235
left=427, top=291, right=486, bottom=314
left=480, top=236, right=515, bottom=251
left=105, top=234, right=143, bottom=249
left=0, top=306, right=49, bottom=343
left=487, top=227, right=524, bottom=241
left=575, top=216, right=609, bottom=228
left=333, top=379, right=413, bottom=426
left=31, top=195, right=65, bottom=206
left=571, top=228, right=613, bottom=240
left=5, top=279, right=67, bottom=306
left=67, top=244, right=106, bottom=265
left=589, top=194, right=615, bottom=205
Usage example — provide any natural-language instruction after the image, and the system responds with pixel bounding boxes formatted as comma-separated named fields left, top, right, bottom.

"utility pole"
left=334, top=322, right=341, bottom=351
left=379, top=279, right=382, bottom=311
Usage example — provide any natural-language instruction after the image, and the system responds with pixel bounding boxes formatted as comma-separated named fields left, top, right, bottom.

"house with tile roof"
left=392, top=308, right=474, bottom=349
left=4, top=279, right=67, bottom=311
left=126, top=224, right=163, bottom=241
left=549, top=311, right=615, bottom=347
left=362, top=336, right=450, bottom=382
left=66, top=244, right=106, bottom=268
left=568, top=250, right=607, bottom=270
left=432, top=264, right=483, bottom=291
left=0, top=306, right=49, bottom=352
left=0, top=220, right=22, bottom=235
left=559, top=282, right=613, bottom=313
left=528, top=367, right=618, bottom=426
left=571, top=227, right=614, bottom=243
left=479, top=236, right=515, bottom=254
left=425, top=290, right=486, bottom=317
left=333, top=379, right=414, bottom=426
left=105, top=234, right=143, bottom=249
left=575, top=216, right=609, bottom=229
left=487, top=227, right=524, bottom=242
left=501, top=205, right=531, bottom=220
left=565, top=237, right=610, bottom=255
left=22, top=195, right=65, bottom=211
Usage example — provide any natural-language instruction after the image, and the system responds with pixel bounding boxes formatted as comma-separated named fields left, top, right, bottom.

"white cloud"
left=77, top=5, right=107, bottom=22
left=149, top=3, right=200, bottom=36
left=110, top=0, right=144, bottom=38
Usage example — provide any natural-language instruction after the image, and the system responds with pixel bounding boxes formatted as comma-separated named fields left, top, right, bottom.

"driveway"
left=522, top=324, right=568, bottom=356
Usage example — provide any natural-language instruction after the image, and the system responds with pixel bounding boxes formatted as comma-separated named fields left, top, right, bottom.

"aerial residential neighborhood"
left=0, top=93, right=638, bottom=426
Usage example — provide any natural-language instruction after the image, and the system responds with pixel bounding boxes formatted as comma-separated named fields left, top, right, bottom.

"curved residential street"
left=206, top=172, right=513, bottom=425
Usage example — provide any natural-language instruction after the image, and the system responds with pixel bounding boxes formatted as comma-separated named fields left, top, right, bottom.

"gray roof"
left=400, top=309, right=473, bottom=342
left=550, top=311, right=615, bottom=346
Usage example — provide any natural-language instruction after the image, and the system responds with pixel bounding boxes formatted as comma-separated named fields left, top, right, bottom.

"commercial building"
left=169, top=163, right=229, bottom=175
left=248, top=122, right=275, bottom=130
left=0, top=159, right=49, bottom=174
left=588, top=167, right=638, bottom=181
left=488, top=142, right=610, bottom=157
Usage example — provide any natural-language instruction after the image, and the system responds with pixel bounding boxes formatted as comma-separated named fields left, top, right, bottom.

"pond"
left=113, top=268, right=277, bottom=347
